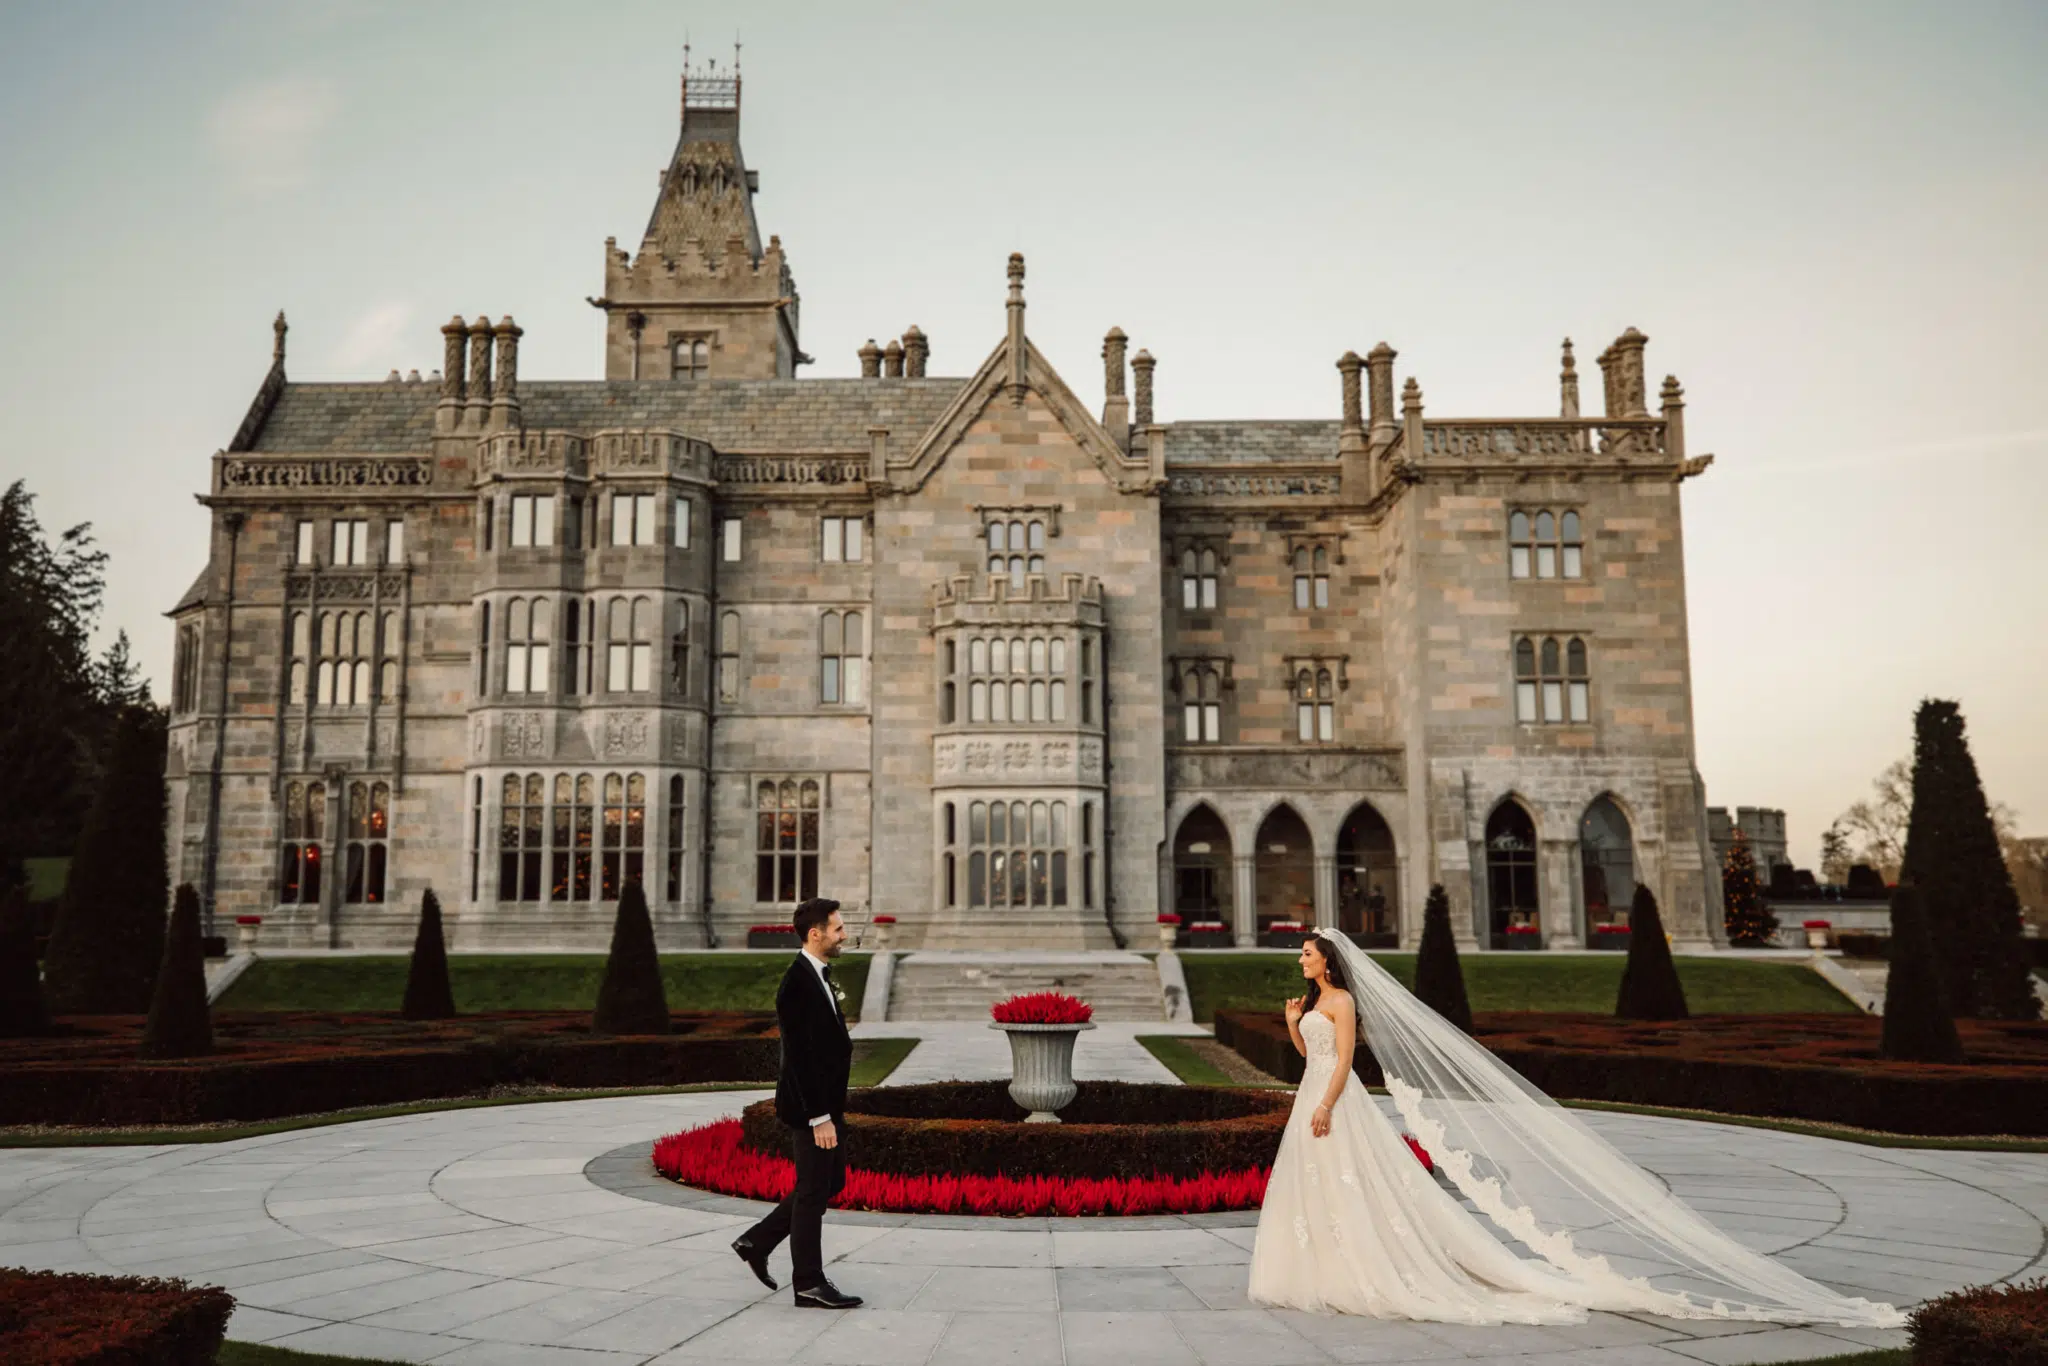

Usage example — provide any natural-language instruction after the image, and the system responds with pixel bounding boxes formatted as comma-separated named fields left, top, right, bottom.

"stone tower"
left=593, top=55, right=803, bottom=381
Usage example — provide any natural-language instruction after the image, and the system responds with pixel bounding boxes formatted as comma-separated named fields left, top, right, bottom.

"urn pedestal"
left=989, top=1022, right=1096, bottom=1122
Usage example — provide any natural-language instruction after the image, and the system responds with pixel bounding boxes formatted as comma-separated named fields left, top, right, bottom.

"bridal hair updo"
left=1301, top=932, right=1352, bottom=1016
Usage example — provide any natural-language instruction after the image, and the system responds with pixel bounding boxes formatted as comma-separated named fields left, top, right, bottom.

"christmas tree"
left=1722, top=830, right=1777, bottom=946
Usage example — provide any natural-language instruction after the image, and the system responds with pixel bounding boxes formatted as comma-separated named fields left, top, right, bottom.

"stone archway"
left=1580, top=795, right=1637, bottom=934
left=1254, top=804, right=1315, bottom=934
left=1336, top=802, right=1399, bottom=941
left=1171, top=804, right=1233, bottom=931
left=1484, top=799, right=1541, bottom=947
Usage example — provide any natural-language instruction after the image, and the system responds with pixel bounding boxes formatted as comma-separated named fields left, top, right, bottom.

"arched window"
left=476, top=601, right=491, bottom=696
left=940, top=800, right=958, bottom=908
left=755, top=777, right=821, bottom=904
left=970, top=637, right=988, bottom=674
left=505, top=599, right=530, bottom=693
left=563, top=598, right=592, bottom=696
left=820, top=611, right=864, bottom=705
left=278, top=780, right=324, bottom=905
left=666, top=774, right=686, bottom=901
left=599, top=772, right=646, bottom=898
left=378, top=610, right=399, bottom=703
left=1182, top=663, right=1222, bottom=743
left=606, top=599, right=630, bottom=693
left=344, top=780, right=390, bottom=904
left=1080, top=637, right=1096, bottom=725
left=718, top=610, right=741, bottom=701
left=671, top=336, right=709, bottom=379
left=1514, top=634, right=1591, bottom=724
left=287, top=611, right=307, bottom=705
left=1509, top=508, right=1584, bottom=580
left=1292, top=545, right=1330, bottom=610
left=1294, top=666, right=1335, bottom=743
left=172, top=623, right=201, bottom=714
left=630, top=598, right=653, bottom=691
left=970, top=679, right=988, bottom=722
left=1029, top=638, right=1047, bottom=674
left=670, top=601, right=690, bottom=698
left=548, top=774, right=596, bottom=901
left=499, top=773, right=544, bottom=902
left=966, top=795, right=1068, bottom=908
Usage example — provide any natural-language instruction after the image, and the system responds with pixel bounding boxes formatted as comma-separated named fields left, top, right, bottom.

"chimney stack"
left=1660, top=375, right=1685, bottom=461
left=902, top=326, right=928, bottom=378
left=883, top=338, right=904, bottom=378
left=1365, top=343, right=1398, bottom=446
left=858, top=338, right=882, bottom=378
left=491, top=316, right=523, bottom=426
left=1101, top=327, right=1129, bottom=446
left=1006, top=253, right=1027, bottom=402
left=1131, top=349, right=1155, bottom=427
left=1597, top=327, right=1650, bottom=417
left=1336, top=351, right=1365, bottom=455
left=440, top=316, right=467, bottom=402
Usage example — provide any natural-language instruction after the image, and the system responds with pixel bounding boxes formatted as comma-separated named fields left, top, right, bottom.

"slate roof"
left=168, top=563, right=210, bottom=614
left=1161, top=420, right=1342, bottom=465
left=250, top=378, right=972, bottom=454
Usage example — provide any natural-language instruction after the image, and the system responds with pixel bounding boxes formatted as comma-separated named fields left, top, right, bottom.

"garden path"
left=3, top=1091, right=2043, bottom=1365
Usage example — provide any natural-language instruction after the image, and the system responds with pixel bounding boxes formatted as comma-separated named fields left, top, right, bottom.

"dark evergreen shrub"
left=1907, top=1276, right=2048, bottom=1366
left=140, top=883, right=212, bottom=1059
left=0, top=884, right=49, bottom=1037
left=1615, top=884, right=1690, bottom=1021
left=1900, top=699, right=2037, bottom=1020
left=401, top=889, right=456, bottom=1020
left=1881, top=883, right=1964, bottom=1064
left=1845, top=863, right=1888, bottom=899
left=43, top=705, right=168, bottom=1014
left=1411, top=883, right=1473, bottom=1033
left=592, top=879, right=668, bottom=1036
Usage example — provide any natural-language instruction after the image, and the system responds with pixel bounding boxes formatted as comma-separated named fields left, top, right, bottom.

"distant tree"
left=1721, top=831, right=1777, bottom=946
left=1616, top=885, right=1690, bottom=1021
left=140, top=884, right=212, bottom=1059
left=401, top=889, right=456, bottom=1020
left=1879, top=883, right=1963, bottom=1063
left=91, top=631, right=153, bottom=711
left=1819, top=822, right=1854, bottom=886
left=1834, top=758, right=1912, bottom=884
left=1411, top=883, right=1472, bottom=1033
left=1899, top=699, right=2036, bottom=1020
left=592, top=880, right=668, bottom=1035
left=0, top=885, right=49, bottom=1038
left=42, top=705, right=168, bottom=1014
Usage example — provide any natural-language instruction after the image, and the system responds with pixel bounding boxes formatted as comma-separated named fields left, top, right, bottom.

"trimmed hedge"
left=738, top=1081, right=1291, bottom=1181
left=0, top=1010, right=777, bottom=1126
left=1838, top=932, right=2048, bottom=973
left=1908, top=1277, right=2048, bottom=1365
left=1213, top=1008, right=2048, bottom=1137
left=0, top=1266, right=234, bottom=1364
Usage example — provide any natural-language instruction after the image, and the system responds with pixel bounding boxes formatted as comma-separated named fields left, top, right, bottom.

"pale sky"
left=1, top=1, right=2042, bottom=867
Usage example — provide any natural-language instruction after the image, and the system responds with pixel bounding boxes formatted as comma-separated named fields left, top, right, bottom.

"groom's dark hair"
left=793, top=897, right=840, bottom=943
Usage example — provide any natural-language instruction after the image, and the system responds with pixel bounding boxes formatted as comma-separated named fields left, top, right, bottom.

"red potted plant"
left=988, top=991, right=1095, bottom=1121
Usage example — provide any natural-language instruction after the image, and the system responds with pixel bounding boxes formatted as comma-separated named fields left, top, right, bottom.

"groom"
left=732, top=897, right=862, bottom=1309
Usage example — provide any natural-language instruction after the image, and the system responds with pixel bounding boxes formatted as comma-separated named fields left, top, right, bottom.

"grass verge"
left=849, top=1037, right=919, bottom=1087
left=1178, top=953, right=1854, bottom=1020
left=1136, top=1035, right=1240, bottom=1086
left=218, top=952, right=871, bottom=1017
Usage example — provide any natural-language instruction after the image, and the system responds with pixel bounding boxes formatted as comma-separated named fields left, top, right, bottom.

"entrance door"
left=1336, top=803, right=1398, bottom=940
left=1485, top=801, right=1540, bottom=947
left=1171, top=804, right=1233, bottom=929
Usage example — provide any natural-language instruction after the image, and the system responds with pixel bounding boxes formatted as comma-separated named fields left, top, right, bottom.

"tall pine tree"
left=0, top=884, right=49, bottom=1037
left=592, top=880, right=669, bottom=1035
left=1721, top=831, right=1777, bottom=947
left=1899, top=700, right=2036, bottom=1020
left=1880, top=883, right=1963, bottom=1063
left=401, top=889, right=456, bottom=1020
left=141, top=883, right=213, bottom=1059
left=1616, top=884, right=1690, bottom=1021
left=42, top=705, right=169, bottom=1014
left=1411, top=883, right=1473, bottom=1033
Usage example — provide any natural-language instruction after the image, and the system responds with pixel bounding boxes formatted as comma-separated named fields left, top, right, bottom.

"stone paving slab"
left=2, top=1090, right=2042, bottom=1363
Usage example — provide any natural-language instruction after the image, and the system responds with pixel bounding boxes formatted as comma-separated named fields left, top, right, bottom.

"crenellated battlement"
left=933, top=573, right=1106, bottom=629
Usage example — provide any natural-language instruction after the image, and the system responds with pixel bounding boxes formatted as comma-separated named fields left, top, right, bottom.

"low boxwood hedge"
left=1212, top=1008, right=2048, bottom=1137
left=0, top=1010, right=778, bottom=1126
left=0, top=1267, right=234, bottom=1364
left=1908, top=1278, right=2048, bottom=1364
left=738, top=1081, right=1291, bottom=1181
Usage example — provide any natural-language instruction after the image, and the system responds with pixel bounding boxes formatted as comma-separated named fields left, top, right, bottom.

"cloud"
left=206, top=76, right=339, bottom=192
left=335, top=301, right=416, bottom=372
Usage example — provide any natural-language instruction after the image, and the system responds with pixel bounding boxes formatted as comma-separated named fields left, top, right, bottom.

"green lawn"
left=1177, top=953, right=1856, bottom=1021
left=1136, top=1035, right=1241, bottom=1086
left=22, top=856, right=68, bottom=902
left=218, top=952, right=871, bottom=1018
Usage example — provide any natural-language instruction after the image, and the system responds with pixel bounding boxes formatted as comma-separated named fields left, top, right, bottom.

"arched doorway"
left=1485, top=800, right=1541, bottom=947
left=1171, top=805, right=1233, bottom=931
left=1255, top=804, right=1315, bottom=933
left=1579, top=796, right=1636, bottom=934
left=1336, top=803, right=1398, bottom=940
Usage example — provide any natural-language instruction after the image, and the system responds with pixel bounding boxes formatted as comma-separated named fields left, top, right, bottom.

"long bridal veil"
left=1317, top=932, right=1905, bottom=1328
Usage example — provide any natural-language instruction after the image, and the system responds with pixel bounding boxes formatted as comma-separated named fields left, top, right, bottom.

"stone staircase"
left=885, top=951, right=1166, bottom=1021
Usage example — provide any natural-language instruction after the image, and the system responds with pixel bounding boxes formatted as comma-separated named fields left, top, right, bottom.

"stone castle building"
left=164, top=67, right=1724, bottom=953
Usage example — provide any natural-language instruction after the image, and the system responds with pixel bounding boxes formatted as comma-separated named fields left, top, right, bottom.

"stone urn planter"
left=989, top=991, right=1096, bottom=1123
left=1802, top=920, right=1832, bottom=950
left=870, top=915, right=896, bottom=951
left=1156, top=913, right=1181, bottom=950
left=234, top=915, right=262, bottom=951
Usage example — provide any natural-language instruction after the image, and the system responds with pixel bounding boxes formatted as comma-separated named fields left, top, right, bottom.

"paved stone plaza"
left=3, top=1067, right=2045, bottom=1366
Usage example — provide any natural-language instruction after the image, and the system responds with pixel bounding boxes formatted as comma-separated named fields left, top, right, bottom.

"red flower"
left=1402, top=1133, right=1435, bottom=1173
left=990, top=992, right=1094, bottom=1025
left=1801, top=919, right=1831, bottom=930
left=872, top=915, right=896, bottom=924
left=1157, top=913, right=1182, bottom=925
left=747, top=924, right=796, bottom=935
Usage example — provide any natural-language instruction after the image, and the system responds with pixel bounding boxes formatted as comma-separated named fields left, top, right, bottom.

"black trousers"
left=742, top=1121, right=846, bottom=1291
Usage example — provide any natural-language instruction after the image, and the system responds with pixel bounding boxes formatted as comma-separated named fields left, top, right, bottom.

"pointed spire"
left=1559, top=338, right=1580, bottom=419
left=271, top=311, right=288, bottom=366
left=1006, top=253, right=1027, bottom=403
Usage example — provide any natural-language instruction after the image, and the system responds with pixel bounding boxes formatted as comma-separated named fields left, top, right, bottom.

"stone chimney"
left=1131, top=349, right=1155, bottom=427
left=1400, top=377, right=1424, bottom=463
left=883, top=339, right=904, bottom=378
left=1336, top=351, right=1365, bottom=455
left=1597, top=327, right=1650, bottom=418
left=902, top=326, right=928, bottom=378
left=1005, top=253, right=1027, bottom=403
left=1559, top=339, right=1580, bottom=419
left=1365, top=343, right=1398, bottom=447
left=490, top=316, right=522, bottom=426
left=1101, top=327, right=1129, bottom=448
left=858, top=339, right=882, bottom=378
left=1660, top=375, right=1685, bottom=461
left=466, top=315, right=494, bottom=428
left=440, top=316, right=467, bottom=402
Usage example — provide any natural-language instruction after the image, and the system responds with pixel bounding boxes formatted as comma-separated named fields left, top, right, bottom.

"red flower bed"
left=872, top=915, right=896, bottom=924
left=0, top=1267, right=234, bottom=1364
left=991, top=991, right=1093, bottom=1025
left=1158, top=913, right=1182, bottom=925
left=747, top=924, right=795, bottom=935
left=654, top=1118, right=1269, bottom=1216
left=1908, top=1277, right=2048, bottom=1365
left=0, top=1011, right=779, bottom=1127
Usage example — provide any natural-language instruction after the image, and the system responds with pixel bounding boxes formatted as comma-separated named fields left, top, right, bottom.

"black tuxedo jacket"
left=773, top=954, right=853, bottom=1129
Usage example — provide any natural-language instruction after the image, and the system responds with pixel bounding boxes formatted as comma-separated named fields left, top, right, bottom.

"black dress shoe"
left=731, top=1236, right=776, bottom=1290
left=793, top=1279, right=862, bottom=1309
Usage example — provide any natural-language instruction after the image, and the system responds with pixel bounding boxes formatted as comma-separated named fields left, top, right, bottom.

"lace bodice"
left=1301, top=1008, right=1338, bottom=1064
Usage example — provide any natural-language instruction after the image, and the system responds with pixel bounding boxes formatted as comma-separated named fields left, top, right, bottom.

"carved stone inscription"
left=221, top=458, right=431, bottom=490
left=603, top=712, right=649, bottom=759
left=1167, top=473, right=1339, bottom=497
left=934, top=735, right=1101, bottom=784
left=1169, top=747, right=1403, bottom=792
left=717, top=456, right=868, bottom=486
left=501, top=712, right=545, bottom=758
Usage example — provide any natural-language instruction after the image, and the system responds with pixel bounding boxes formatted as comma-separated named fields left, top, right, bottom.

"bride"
left=1248, top=931, right=1905, bottom=1328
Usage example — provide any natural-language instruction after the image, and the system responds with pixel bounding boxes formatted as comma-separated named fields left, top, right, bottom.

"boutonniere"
left=831, top=979, right=849, bottom=1010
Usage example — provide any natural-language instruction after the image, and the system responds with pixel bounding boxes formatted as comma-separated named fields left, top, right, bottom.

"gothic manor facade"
left=165, top=70, right=1724, bottom=953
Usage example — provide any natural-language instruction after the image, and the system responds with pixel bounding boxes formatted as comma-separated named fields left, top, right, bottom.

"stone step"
left=886, top=951, right=1166, bottom=1022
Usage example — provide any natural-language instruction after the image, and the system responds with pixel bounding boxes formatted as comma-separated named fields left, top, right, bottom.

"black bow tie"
left=820, top=962, right=834, bottom=983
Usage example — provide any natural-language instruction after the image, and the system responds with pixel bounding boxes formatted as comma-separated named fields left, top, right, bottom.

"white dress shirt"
left=800, top=948, right=840, bottom=1127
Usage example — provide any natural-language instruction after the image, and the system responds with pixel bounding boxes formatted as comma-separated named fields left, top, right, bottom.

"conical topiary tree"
left=1616, top=884, right=1690, bottom=1021
left=1721, top=830, right=1777, bottom=947
left=592, top=879, right=668, bottom=1035
left=1412, top=883, right=1473, bottom=1033
left=43, top=705, right=168, bottom=1014
left=1899, top=699, right=2036, bottom=1020
left=401, top=889, right=456, bottom=1020
left=1881, top=883, right=1963, bottom=1063
left=0, top=884, right=50, bottom=1038
left=141, top=883, right=212, bottom=1059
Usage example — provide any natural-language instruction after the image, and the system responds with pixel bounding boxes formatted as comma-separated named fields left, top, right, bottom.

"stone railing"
left=1418, top=418, right=1666, bottom=461
left=595, top=430, right=713, bottom=477
left=479, top=430, right=586, bottom=478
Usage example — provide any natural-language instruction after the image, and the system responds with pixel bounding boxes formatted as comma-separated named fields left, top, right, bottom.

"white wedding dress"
left=1247, top=939, right=1908, bottom=1329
